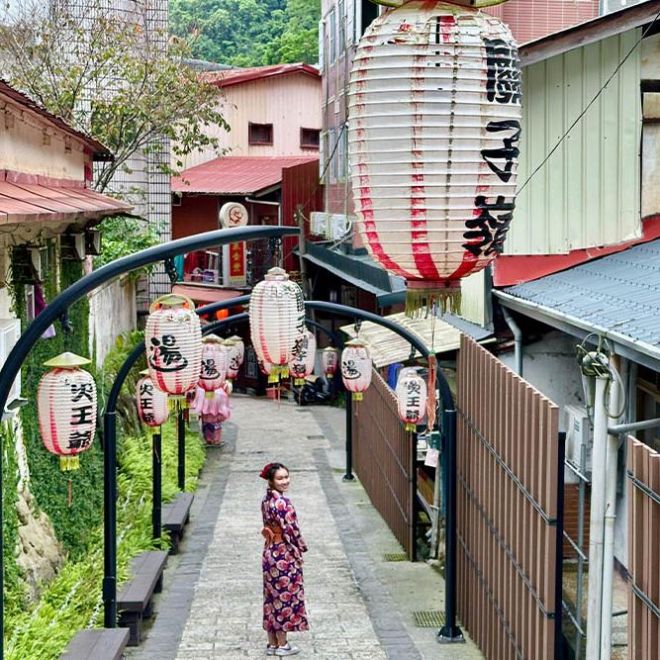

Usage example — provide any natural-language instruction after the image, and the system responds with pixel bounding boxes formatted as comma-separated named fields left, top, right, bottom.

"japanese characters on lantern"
left=348, top=1, right=522, bottom=314
left=37, top=352, right=98, bottom=471
left=341, top=339, right=372, bottom=401
left=289, top=329, right=317, bottom=385
left=136, top=372, right=169, bottom=428
left=198, top=336, right=227, bottom=397
left=145, top=294, right=202, bottom=397
left=249, top=267, right=305, bottom=383
left=321, top=346, right=339, bottom=377
left=396, top=371, right=428, bottom=432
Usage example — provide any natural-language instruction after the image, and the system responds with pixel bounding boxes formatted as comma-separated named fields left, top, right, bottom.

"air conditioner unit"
left=0, top=318, right=22, bottom=408
left=310, top=212, right=329, bottom=237
left=564, top=404, right=592, bottom=475
left=330, top=213, right=350, bottom=240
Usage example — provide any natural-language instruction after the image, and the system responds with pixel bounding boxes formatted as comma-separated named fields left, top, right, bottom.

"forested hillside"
left=170, top=0, right=321, bottom=67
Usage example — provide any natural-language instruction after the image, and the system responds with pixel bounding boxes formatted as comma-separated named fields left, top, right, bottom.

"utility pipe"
left=586, top=374, right=610, bottom=660
left=608, top=417, right=660, bottom=434
left=502, top=307, right=523, bottom=376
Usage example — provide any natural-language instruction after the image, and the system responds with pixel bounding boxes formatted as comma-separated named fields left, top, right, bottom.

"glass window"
left=248, top=122, right=273, bottom=146
left=301, top=128, right=321, bottom=149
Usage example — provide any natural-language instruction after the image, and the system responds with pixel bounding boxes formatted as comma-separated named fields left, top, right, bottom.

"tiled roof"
left=171, top=156, right=318, bottom=195
left=201, top=63, right=319, bottom=88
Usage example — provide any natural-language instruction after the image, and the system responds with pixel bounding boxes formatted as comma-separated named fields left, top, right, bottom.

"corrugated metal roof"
left=202, top=63, right=319, bottom=89
left=171, top=156, right=318, bottom=195
left=501, top=238, right=660, bottom=361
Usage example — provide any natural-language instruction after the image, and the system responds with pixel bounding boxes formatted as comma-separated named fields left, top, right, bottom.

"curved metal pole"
left=0, top=226, right=297, bottom=643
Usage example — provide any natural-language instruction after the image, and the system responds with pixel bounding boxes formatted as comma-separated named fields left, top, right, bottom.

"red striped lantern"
left=198, top=336, right=227, bottom=396
left=348, top=0, right=522, bottom=314
left=289, top=329, right=317, bottom=385
left=341, top=339, right=372, bottom=401
left=396, top=370, right=428, bottom=432
left=224, top=336, right=244, bottom=381
left=321, top=347, right=339, bottom=377
left=249, top=267, right=305, bottom=382
left=37, top=352, right=97, bottom=471
left=136, top=372, right=169, bottom=428
left=145, top=294, right=202, bottom=396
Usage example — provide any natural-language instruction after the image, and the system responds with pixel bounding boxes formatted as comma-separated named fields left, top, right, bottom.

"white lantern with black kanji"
left=136, top=371, right=169, bottom=428
left=224, top=336, right=244, bottom=381
left=249, top=267, right=305, bottom=382
left=348, top=0, right=522, bottom=314
left=289, top=329, right=317, bottom=385
left=396, top=370, right=428, bottom=432
left=322, top=346, right=339, bottom=377
left=341, top=339, right=372, bottom=401
left=198, top=336, right=227, bottom=396
left=37, top=352, right=97, bottom=471
left=145, top=294, right=202, bottom=396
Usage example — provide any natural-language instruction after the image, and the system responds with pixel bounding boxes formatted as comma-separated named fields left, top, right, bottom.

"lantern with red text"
left=321, top=347, right=339, bottom=377
left=145, top=294, right=202, bottom=397
left=37, top=352, right=97, bottom=471
left=249, top=267, right=304, bottom=382
left=396, top=371, right=428, bottom=432
left=341, top=339, right=372, bottom=401
left=348, top=1, right=522, bottom=314
left=136, top=372, right=169, bottom=428
left=289, top=330, right=317, bottom=385
left=224, top=336, right=244, bottom=381
left=198, top=336, right=227, bottom=397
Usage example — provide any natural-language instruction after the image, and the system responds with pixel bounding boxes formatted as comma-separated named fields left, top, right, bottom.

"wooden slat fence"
left=627, top=437, right=660, bottom=659
left=354, top=368, right=415, bottom=559
left=457, top=336, right=562, bottom=659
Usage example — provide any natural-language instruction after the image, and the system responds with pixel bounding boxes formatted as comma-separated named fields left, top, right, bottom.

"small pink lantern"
left=289, top=329, right=317, bottom=385
left=341, top=339, right=372, bottom=401
left=198, top=336, right=227, bottom=397
left=322, top=347, right=339, bottom=377
left=249, top=267, right=305, bottom=382
left=136, top=371, right=169, bottom=428
left=224, top=337, right=244, bottom=381
left=37, top=352, right=97, bottom=471
left=396, top=371, right=428, bottom=432
left=145, top=294, right=202, bottom=397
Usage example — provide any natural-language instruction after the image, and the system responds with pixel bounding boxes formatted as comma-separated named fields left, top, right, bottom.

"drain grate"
left=383, top=552, right=408, bottom=562
left=306, top=435, right=325, bottom=440
left=413, top=611, right=445, bottom=628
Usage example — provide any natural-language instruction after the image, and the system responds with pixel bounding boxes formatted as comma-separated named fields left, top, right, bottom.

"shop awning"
left=340, top=312, right=493, bottom=368
left=171, top=283, right=248, bottom=306
left=0, top=179, right=131, bottom=224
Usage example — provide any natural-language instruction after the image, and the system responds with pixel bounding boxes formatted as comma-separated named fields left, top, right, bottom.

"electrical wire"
left=518, top=6, right=660, bottom=194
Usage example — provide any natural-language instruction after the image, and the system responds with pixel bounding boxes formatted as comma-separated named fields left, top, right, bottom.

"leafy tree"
left=170, top=0, right=320, bottom=67
left=0, top=0, right=230, bottom=191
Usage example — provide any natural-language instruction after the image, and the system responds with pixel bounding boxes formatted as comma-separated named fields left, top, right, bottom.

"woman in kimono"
left=260, top=462, right=308, bottom=657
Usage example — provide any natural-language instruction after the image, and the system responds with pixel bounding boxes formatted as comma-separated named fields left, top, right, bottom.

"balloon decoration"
left=348, top=0, right=522, bottom=314
left=37, top=352, right=97, bottom=471
left=396, top=370, right=428, bottom=432
left=145, top=294, right=202, bottom=397
left=341, top=339, right=372, bottom=401
left=249, top=267, right=305, bottom=382
left=136, top=371, right=169, bottom=428
left=198, top=336, right=227, bottom=397
left=289, top=329, right=317, bottom=386
left=321, top=346, right=339, bottom=378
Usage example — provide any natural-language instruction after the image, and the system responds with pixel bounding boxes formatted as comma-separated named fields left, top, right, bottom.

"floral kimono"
left=261, top=488, right=309, bottom=632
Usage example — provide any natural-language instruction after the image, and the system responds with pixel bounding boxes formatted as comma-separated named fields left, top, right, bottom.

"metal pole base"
left=437, top=626, right=465, bottom=644
left=342, top=473, right=356, bottom=482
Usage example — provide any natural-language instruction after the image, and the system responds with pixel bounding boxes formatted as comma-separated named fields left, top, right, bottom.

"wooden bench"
left=162, top=492, right=194, bottom=554
left=117, top=550, right=168, bottom=646
left=59, top=628, right=129, bottom=659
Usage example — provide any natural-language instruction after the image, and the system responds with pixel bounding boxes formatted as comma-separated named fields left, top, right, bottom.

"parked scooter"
left=294, top=376, right=334, bottom=406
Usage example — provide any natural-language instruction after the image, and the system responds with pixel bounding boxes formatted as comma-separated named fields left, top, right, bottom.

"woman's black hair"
left=265, top=462, right=288, bottom=482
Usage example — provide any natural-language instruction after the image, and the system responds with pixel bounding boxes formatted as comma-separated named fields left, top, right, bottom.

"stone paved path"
left=129, top=395, right=483, bottom=659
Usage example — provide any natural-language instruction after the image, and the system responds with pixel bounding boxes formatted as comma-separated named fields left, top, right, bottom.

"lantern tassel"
left=67, top=479, right=73, bottom=507
left=405, top=282, right=462, bottom=318
left=59, top=455, right=80, bottom=472
left=352, top=392, right=363, bottom=402
left=405, top=422, right=416, bottom=432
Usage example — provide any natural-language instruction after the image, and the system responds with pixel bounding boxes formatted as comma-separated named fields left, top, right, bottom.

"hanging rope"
left=426, top=354, right=437, bottom=433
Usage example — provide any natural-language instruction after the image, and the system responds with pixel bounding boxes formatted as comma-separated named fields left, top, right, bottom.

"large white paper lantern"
left=341, top=339, right=372, bottom=401
left=198, top=336, right=227, bottom=396
left=348, top=0, right=522, bottom=314
left=145, top=294, right=202, bottom=396
left=136, top=372, right=169, bottom=428
left=322, top=347, right=339, bottom=377
left=289, top=329, right=317, bottom=385
left=396, top=370, right=428, bottom=431
left=37, top=352, right=97, bottom=471
left=249, top=267, right=305, bottom=382
left=224, top=336, right=244, bottom=381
